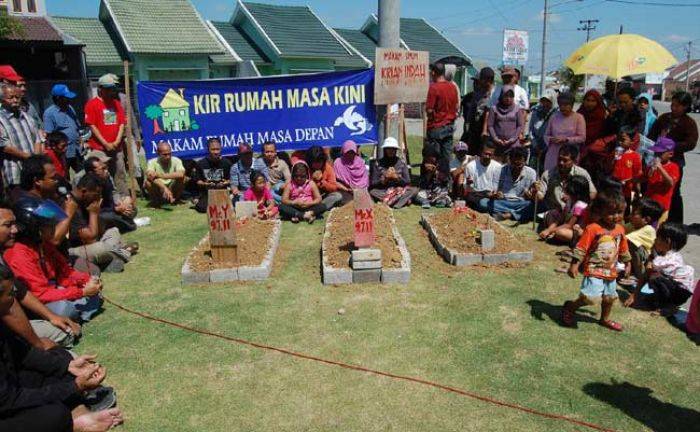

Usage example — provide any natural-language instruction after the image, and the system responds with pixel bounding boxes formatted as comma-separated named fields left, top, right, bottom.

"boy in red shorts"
left=612, top=126, right=642, bottom=210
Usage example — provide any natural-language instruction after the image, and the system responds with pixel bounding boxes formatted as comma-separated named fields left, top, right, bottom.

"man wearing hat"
left=490, top=67, right=530, bottom=111
left=0, top=65, right=23, bottom=84
left=369, top=138, right=417, bottom=209
left=0, top=81, right=39, bottom=189
left=463, top=67, right=496, bottom=156
left=449, top=141, right=474, bottom=198
left=44, top=84, right=82, bottom=175
left=426, top=62, right=459, bottom=178
left=84, top=74, right=127, bottom=196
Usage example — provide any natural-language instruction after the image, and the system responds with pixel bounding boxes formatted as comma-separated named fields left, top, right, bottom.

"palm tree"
left=145, top=105, right=164, bottom=135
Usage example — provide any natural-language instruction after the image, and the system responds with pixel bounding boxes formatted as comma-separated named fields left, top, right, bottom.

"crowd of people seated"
left=1, top=57, right=699, bottom=429
left=0, top=67, right=133, bottom=431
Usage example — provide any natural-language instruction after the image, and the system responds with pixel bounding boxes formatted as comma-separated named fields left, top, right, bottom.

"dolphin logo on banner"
left=334, top=105, right=373, bottom=136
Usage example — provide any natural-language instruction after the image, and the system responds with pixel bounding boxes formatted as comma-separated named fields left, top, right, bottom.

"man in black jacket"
left=0, top=263, right=123, bottom=431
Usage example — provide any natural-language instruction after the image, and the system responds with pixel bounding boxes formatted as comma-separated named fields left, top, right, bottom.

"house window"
left=163, top=111, right=169, bottom=117
left=27, top=0, right=36, bottom=12
left=12, top=0, right=21, bottom=12
left=179, top=109, right=185, bottom=116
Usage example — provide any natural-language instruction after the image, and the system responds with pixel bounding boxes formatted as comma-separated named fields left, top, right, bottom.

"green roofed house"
left=98, top=0, right=227, bottom=81
left=160, top=89, right=191, bottom=132
left=219, top=1, right=370, bottom=75
left=49, top=16, right=124, bottom=79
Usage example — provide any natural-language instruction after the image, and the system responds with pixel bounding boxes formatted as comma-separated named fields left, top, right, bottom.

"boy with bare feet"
left=0, top=263, right=123, bottom=431
left=562, top=190, right=631, bottom=331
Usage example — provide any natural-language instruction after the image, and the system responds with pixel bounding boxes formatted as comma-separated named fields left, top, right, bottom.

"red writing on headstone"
left=354, top=208, right=374, bottom=234
left=208, top=204, right=232, bottom=232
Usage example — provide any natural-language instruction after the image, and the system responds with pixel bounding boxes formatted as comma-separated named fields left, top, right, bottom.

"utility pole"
left=378, top=0, right=400, bottom=49
left=377, top=0, right=400, bottom=158
left=578, top=19, right=598, bottom=91
left=685, top=41, right=693, bottom=92
left=578, top=19, right=598, bottom=43
left=539, top=0, right=549, bottom=99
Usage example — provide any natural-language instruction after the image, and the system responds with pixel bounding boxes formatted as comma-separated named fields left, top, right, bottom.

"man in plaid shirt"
left=0, top=83, right=36, bottom=190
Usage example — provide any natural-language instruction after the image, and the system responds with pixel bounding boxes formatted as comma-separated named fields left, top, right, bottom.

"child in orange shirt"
left=562, top=189, right=631, bottom=331
left=611, top=126, right=642, bottom=209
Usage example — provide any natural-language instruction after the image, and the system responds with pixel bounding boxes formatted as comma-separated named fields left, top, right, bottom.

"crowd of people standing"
left=0, top=53, right=699, bottom=430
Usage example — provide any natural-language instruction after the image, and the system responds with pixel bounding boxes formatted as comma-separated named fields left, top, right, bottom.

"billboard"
left=503, top=29, right=529, bottom=65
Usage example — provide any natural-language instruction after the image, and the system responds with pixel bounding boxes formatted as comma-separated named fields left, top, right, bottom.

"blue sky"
left=48, top=0, right=700, bottom=71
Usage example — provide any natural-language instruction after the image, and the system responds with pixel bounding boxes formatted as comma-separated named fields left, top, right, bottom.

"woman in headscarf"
left=578, top=89, right=612, bottom=184
left=528, top=89, right=558, bottom=171
left=637, top=92, right=657, bottom=136
left=577, top=89, right=607, bottom=147
left=332, top=140, right=369, bottom=204
left=648, top=91, right=699, bottom=223
left=543, top=91, right=586, bottom=171
left=486, top=85, right=525, bottom=161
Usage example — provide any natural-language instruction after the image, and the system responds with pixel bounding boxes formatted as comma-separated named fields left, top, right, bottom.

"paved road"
left=407, top=102, right=700, bottom=272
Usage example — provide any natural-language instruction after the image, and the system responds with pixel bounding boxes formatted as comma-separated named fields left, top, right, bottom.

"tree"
left=0, top=10, right=23, bottom=39
left=558, top=66, right=585, bottom=94
left=144, top=105, right=164, bottom=135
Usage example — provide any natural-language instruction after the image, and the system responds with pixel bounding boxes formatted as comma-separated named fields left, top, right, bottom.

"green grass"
left=79, top=200, right=699, bottom=431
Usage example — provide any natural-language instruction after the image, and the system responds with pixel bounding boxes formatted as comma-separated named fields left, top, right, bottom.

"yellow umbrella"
left=564, top=34, right=677, bottom=79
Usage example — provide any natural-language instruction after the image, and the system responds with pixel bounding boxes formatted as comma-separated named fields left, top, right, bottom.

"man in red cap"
left=0, top=67, right=43, bottom=132
left=0, top=82, right=39, bottom=190
left=0, top=66, right=23, bottom=84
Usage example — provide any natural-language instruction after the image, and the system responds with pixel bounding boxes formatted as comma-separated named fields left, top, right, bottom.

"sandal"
left=599, top=319, right=623, bottom=332
left=561, top=301, right=577, bottom=327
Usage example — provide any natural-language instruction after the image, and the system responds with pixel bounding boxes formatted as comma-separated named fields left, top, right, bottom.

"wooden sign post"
left=353, top=189, right=375, bottom=249
left=207, top=190, right=237, bottom=264
left=373, top=48, right=430, bottom=105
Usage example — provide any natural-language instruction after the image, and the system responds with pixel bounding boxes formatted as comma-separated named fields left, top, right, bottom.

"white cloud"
left=459, top=26, right=497, bottom=36
left=532, top=10, right=562, bottom=23
left=665, top=34, right=690, bottom=43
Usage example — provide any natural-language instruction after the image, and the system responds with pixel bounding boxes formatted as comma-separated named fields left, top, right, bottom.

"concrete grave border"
left=322, top=208, right=411, bottom=285
left=181, top=219, right=282, bottom=284
left=421, top=212, right=533, bottom=266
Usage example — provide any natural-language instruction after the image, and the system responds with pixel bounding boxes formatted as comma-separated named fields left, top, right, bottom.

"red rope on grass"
left=103, top=296, right=616, bottom=432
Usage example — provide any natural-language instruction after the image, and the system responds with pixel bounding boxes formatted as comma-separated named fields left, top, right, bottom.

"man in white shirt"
left=490, top=67, right=530, bottom=110
left=464, top=142, right=502, bottom=211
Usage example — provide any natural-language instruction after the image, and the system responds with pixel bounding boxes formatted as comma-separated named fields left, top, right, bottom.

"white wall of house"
left=7, top=0, right=46, bottom=16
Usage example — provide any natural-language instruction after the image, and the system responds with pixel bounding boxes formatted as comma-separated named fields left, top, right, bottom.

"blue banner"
left=137, top=69, right=377, bottom=160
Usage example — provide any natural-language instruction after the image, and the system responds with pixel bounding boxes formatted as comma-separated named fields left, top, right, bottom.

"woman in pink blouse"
left=544, top=92, right=586, bottom=171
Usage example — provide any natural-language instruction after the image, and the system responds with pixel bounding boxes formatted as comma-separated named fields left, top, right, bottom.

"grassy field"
left=75, top=188, right=700, bottom=431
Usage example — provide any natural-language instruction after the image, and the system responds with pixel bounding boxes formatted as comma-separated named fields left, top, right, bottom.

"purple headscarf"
left=333, top=140, right=369, bottom=189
